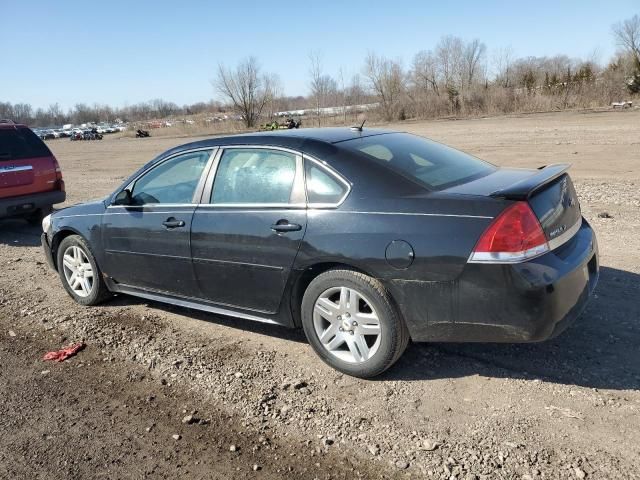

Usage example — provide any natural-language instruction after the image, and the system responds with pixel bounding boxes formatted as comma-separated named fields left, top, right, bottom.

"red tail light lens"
left=469, top=202, right=549, bottom=263
left=52, top=156, right=65, bottom=191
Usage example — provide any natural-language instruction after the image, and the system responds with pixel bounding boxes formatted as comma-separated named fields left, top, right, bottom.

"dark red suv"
left=0, top=120, right=65, bottom=223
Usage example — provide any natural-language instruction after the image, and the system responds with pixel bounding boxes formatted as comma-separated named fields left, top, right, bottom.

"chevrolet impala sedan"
left=41, top=128, right=599, bottom=377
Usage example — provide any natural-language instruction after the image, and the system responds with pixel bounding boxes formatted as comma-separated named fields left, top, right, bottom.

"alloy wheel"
left=313, top=286, right=381, bottom=363
left=61, top=245, right=94, bottom=298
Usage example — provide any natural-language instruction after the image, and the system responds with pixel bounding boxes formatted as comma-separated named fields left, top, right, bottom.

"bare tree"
left=412, top=50, right=440, bottom=95
left=612, top=14, right=640, bottom=66
left=492, top=46, right=515, bottom=87
left=462, top=39, right=487, bottom=87
left=363, top=52, right=405, bottom=121
left=435, top=36, right=464, bottom=89
left=215, top=57, right=272, bottom=128
left=309, top=51, right=328, bottom=126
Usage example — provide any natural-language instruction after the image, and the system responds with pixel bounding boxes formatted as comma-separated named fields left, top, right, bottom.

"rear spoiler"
left=489, top=164, right=571, bottom=200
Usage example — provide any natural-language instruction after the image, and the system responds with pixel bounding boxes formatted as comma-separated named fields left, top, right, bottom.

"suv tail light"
left=52, top=156, right=65, bottom=192
left=468, top=202, right=549, bottom=263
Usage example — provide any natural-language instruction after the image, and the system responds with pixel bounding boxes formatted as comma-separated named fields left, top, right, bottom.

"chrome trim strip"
left=328, top=210, right=493, bottom=219
left=196, top=203, right=306, bottom=209
left=468, top=244, right=550, bottom=264
left=107, top=204, right=196, bottom=209
left=548, top=217, right=582, bottom=251
left=0, top=165, right=34, bottom=173
left=114, top=285, right=279, bottom=324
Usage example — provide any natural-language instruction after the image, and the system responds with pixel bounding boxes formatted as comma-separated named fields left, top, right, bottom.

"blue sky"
left=2, top=0, right=638, bottom=110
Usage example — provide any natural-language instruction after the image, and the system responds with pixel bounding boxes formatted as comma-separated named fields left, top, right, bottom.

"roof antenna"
left=350, top=119, right=366, bottom=132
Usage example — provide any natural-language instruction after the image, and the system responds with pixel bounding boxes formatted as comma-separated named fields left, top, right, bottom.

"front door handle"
left=271, top=220, right=302, bottom=233
left=162, top=217, right=186, bottom=229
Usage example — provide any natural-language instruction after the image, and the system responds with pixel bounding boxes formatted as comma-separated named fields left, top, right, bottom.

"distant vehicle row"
left=34, top=125, right=126, bottom=140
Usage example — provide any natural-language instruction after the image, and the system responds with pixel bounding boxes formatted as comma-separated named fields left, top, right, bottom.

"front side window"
left=131, top=150, right=211, bottom=205
left=211, top=148, right=297, bottom=204
left=342, top=133, right=495, bottom=190
left=305, top=162, right=348, bottom=205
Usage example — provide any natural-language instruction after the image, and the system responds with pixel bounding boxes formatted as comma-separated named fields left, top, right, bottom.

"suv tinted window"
left=211, top=149, right=296, bottom=204
left=131, top=150, right=211, bottom=205
left=305, top=162, right=348, bottom=205
left=342, top=133, right=495, bottom=189
left=0, top=127, right=51, bottom=161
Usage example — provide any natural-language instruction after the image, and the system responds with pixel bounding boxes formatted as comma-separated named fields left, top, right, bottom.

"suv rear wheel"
left=301, top=269, right=410, bottom=378
left=25, top=206, right=52, bottom=225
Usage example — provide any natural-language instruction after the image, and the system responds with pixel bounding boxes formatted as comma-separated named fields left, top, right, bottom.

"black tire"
left=25, top=206, right=52, bottom=226
left=301, top=269, right=410, bottom=378
left=56, top=234, right=112, bottom=306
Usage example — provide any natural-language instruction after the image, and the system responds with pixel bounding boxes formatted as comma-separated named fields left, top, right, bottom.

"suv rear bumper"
left=0, top=190, right=65, bottom=219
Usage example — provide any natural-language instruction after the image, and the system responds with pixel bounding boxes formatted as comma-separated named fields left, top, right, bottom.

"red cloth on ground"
left=43, top=342, right=85, bottom=362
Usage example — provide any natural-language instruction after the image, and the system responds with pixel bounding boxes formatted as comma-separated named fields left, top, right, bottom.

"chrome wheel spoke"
left=315, top=297, right=340, bottom=320
left=319, top=323, right=339, bottom=344
left=325, top=333, right=345, bottom=350
left=62, top=255, right=75, bottom=270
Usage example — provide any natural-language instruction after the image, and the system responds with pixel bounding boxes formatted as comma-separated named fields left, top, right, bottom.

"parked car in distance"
left=0, top=120, right=65, bottom=223
left=41, top=128, right=599, bottom=377
left=40, top=129, right=57, bottom=140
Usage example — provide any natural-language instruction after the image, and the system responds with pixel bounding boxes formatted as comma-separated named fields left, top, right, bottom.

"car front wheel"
left=56, top=235, right=112, bottom=306
left=301, top=269, right=409, bottom=378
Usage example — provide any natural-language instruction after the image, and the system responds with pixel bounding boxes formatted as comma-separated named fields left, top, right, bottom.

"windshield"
left=341, top=132, right=495, bottom=190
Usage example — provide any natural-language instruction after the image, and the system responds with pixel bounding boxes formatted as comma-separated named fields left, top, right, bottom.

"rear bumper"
left=0, top=190, right=65, bottom=218
left=392, top=218, right=599, bottom=342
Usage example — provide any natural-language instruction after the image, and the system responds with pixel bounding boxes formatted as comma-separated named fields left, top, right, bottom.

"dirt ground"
left=1, top=109, right=639, bottom=479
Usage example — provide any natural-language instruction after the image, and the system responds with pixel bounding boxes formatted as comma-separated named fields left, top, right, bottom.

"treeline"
left=0, top=99, right=226, bottom=127
left=214, top=14, right=640, bottom=127
left=4, top=14, right=640, bottom=128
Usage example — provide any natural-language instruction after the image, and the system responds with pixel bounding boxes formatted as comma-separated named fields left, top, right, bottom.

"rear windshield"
left=341, top=132, right=495, bottom=190
left=0, top=127, right=51, bottom=161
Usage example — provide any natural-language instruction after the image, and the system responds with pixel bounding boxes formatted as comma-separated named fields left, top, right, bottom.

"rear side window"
left=0, top=128, right=51, bottom=161
left=211, top=148, right=297, bottom=204
left=341, top=133, right=495, bottom=189
left=305, top=162, right=348, bottom=205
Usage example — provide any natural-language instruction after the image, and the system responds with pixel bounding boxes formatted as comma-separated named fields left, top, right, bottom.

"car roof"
left=156, top=127, right=398, bottom=163
left=231, top=127, right=395, bottom=144
left=0, top=122, right=28, bottom=130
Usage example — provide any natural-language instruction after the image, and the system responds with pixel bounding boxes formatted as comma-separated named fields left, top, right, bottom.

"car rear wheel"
left=301, top=269, right=409, bottom=378
left=57, top=235, right=112, bottom=306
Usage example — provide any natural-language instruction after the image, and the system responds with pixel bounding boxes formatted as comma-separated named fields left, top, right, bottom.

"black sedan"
left=41, top=128, right=599, bottom=378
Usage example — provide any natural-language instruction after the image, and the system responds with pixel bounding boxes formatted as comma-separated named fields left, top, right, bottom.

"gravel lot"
left=1, top=109, right=639, bottom=479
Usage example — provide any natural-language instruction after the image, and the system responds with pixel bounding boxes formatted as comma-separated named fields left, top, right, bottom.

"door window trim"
left=107, top=147, right=218, bottom=209
left=303, top=155, right=352, bottom=208
left=200, top=145, right=306, bottom=209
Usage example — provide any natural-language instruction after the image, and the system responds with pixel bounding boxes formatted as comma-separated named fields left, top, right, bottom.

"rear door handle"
left=162, top=217, right=185, bottom=229
left=271, top=221, right=302, bottom=233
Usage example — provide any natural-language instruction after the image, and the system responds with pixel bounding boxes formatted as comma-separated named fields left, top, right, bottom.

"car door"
left=101, top=148, right=215, bottom=296
left=190, top=146, right=307, bottom=314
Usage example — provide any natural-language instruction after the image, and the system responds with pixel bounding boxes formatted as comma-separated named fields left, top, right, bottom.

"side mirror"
left=113, top=189, right=132, bottom=205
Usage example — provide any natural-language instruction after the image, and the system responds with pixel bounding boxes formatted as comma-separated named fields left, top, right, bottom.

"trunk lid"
left=444, top=164, right=582, bottom=245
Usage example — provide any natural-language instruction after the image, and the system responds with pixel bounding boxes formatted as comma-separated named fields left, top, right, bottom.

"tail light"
left=52, top=156, right=65, bottom=192
left=468, top=202, right=548, bottom=263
